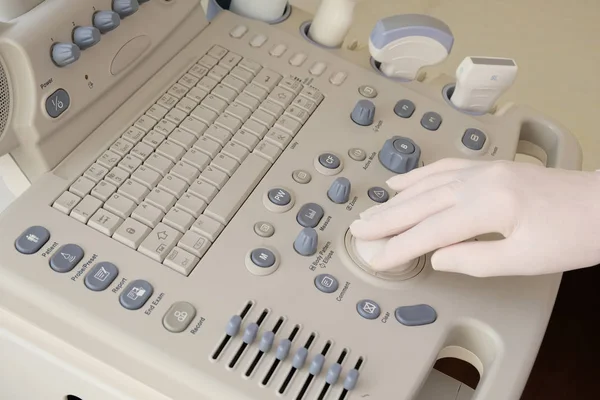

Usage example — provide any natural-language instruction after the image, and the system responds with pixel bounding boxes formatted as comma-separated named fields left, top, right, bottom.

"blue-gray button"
left=343, top=369, right=360, bottom=390
left=243, top=323, right=259, bottom=344
left=351, top=99, right=376, bottom=126
left=297, top=203, right=324, bottom=228
left=226, top=315, right=242, bottom=336
left=315, top=274, right=339, bottom=294
left=393, top=138, right=415, bottom=154
left=259, top=331, right=275, bottom=352
left=394, top=99, right=415, bottom=118
left=163, top=302, right=196, bottom=333
left=49, top=244, right=84, bottom=273
left=45, top=89, right=70, bottom=118
left=318, top=153, right=341, bottom=169
left=462, top=128, right=486, bottom=151
left=276, top=339, right=292, bottom=360
left=357, top=299, right=381, bottom=320
left=421, top=112, right=442, bottom=130
left=15, top=226, right=50, bottom=255
left=327, top=177, right=351, bottom=204
left=292, top=348, right=308, bottom=369
left=250, top=248, right=276, bottom=268
left=326, top=363, right=342, bottom=384
left=309, top=354, right=325, bottom=375
left=119, top=280, right=153, bottom=310
left=84, top=262, right=118, bottom=291
left=395, top=304, right=437, bottom=326
left=268, top=188, right=291, bottom=206
left=294, top=228, right=318, bottom=256
left=368, top=187, right=389, bottom=203
left=379, top=136, right=421, bottom=174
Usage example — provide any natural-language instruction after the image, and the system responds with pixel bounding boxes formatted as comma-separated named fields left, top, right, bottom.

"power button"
left=45, top=89, right=70, bottom=118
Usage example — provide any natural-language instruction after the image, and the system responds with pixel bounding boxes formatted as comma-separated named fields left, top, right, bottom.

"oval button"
left=111, top=35, right=151, bottom=75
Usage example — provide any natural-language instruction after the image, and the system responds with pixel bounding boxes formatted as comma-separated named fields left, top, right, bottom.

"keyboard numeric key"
left=70, top=176, right=96, bottom=197
left=71, top=195, right=102, bottom=223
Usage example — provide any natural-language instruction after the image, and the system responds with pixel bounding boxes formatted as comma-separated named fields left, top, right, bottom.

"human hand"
left=349, top=158, right=600, bottom=277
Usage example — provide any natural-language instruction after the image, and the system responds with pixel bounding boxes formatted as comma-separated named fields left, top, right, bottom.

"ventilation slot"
left=261, top=325, right=301, bottom=387
left=295, top=341, right=332, bottom=400
left=228, top=309, right=270, bottom=370
left=211, top=301, right=254, bottom=361
left=278, top=332, right=317, bottom=395
left=317, top=348, right=348, bottom=400
left=337, top=357, right=364, bottom=400
left=244, top=317, right=285, bottom=378
left=0, top=60, right=10, bottom=136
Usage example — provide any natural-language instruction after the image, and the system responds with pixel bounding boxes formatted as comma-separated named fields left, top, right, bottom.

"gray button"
left=351, top=99, right=376, bottom=126
left=315, top=274, right=339, bottom=293
left=318, top=153, right=341, bottom=169
left=226, top=315, right=242, bottom=336
left=326, top=363, right=342, bottom=384
left=462, top=128, right=487, bottom=151
left=292, top=347, right=308, bottom=369
left=276, top=339, right=292, bottom=360
left=421, top=112, right=442, bottom=130
left=348, top=148, right=367, bottom=161
left=254, top=221, right=275, bottom=237
left=328, top=177, right=351, bottom=204
left=357, top=299, right=381, bottom=319
left=250, top=248, right=276, bottom=268
left=393, top=138, right=415, bottom=154
left=343, top=369, right=360, bottom=390
left=163, top=301, right=196, bottom=333
left=358, top=85, right=378, bottom=98
left=378, top=136, right=421, bottom=174
left=394, top=99, right=415, bottom=118
left=84, top=262, right=118, bottom=291
left=309, top=354, right=325, bottom=375
left=297, top=203, right=324, bottom=228
left=268, top=188, right=291, bottom=206
left=292, top=170, right=312, bottom=184
left=45, top=89, right=70, bottom=118
left=395, top=304, right=437, bottom=326
left=294, top=228, right=318, bottom=256
left=259, top=331, right=275, bottom=352
left=119, top=280, right=154, bottom=310
left=243, top=322, right=259, bottom=344
left=49, top=244, right=84, bottom=273
left=368, top=187, right=389, bottom=203
left=15, top=226, right=50, bottom=254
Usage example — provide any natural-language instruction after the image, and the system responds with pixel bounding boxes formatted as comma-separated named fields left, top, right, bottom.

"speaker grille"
left=0, top=61, right=10, bottom=135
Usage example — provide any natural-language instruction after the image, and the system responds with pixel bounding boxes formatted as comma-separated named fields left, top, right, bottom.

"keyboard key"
left=132, top=202, right=164, bottom=228
left=284, top=105, right=310, bottom=124
left=234, top=92, right=260, bottom=111
left=70, top=176, right=96, bottom=197
left=131, top=165, right=162, bottom=189
left=242, top=120, right=268, bottom=139
left=110, top=139, right=134, bottom=157
left=97, top=150, right=121, bottom=169
left=146, top=188, right=177, bottom=213
left=188, top=179, right=218, bottom=203
left=198, top=54, right=219, bottom=68
left=139, top=223, right=182, bottom=262
left=208, top=45, right=228, bottom=60
left=244, top=83, right=268, bottom=101
left=212, top=84, right=237, bottom=104
left=202, top=94, right=228, bottom=113
left=191, top=105, right=218, bottom=125
left=191, top=215, right=224, bottom=242
left=104, top=193, right=137, bottom=219
left=268, top=86, right=294, bottom=108
left=251, top=109, right=276, bottom=128
left=254, top=140, right=282, bottom=163
left=130, top=142, right=153, bottom=161
left=122, top=126, right=146, bottom=144
left=215, top=113, right=242, bottom=134
left=265, top=129, right=293, bottom=149
left=134, top=115, right=157, bottom=132
left=113, top=218, right=151, bottom=249
left=88, top=209, right=123, bottom=236
left=239, top=58, right=262, bottom=75
left=274, top=115, right=302, bottom=136
left=279, top=76, right=303, bottom=95
left=156, top=141, right=185, bottom=163
left=232, top=130, right=260, bottom=151
left=178, top=230, right=211, bottom=258
left=179, top=73, right=200, bottom=88
left=145, top=153, right=174, bottom=176
left=259, top=99, right=284, bottom=118
left=231, top=66, right=254, bottom=84
left=180, top=116, right=208, bottom=137
left=253, top=69, right=282, bottom=92
left=211, top=153, right=239, bottom=177
left=193, top=136, right=221, bottom=158
left=168, top=82, right=189, bottom=99
left=204, top=125, right=232, bottom=147
left=199, top=166, right=229, bottom=189
left=186, top=87, right=209, bottom=103
left=222, top=141, right=249, bottom=163
left=222, top=75, right=245, bottom=94
left=163, top=208, right=195, bottom=232
left=175, top=192, right=207, bottom=218
left=181, top=149, right=211, bottom=171
left=165, top=108, right=187, bottom=125
left=208, top=65, right=228, bottom=81
left=176, top=97, right=198, bottom=115
left=300, top=86, right=324, bottom=105
left=71, top=195, right=102, bottom=223
left=84, top=163, right=109, bottom=183
left=142, top=131, right=166, bottom=149
left=204, top=154, right=270, bottom=224
left=188, top=64, right=209, bottom=79
left=168, top=129, right=196, bottom=150
left=53, top=191, right=81, bottom=214
left=154, top=119, right=177, bottom=136
left=220, top=52, right=242, bottom=71
left=105, top=167, right=129, bottom=187
left=225, top=103, right=252, bottom=122
left=91, top=180, right=117, bottom=202
left=146, top=104, right=169, bottom=121
left=293, top=96, right=318, bottom=114
left=118, top=154, right=143, bottom=174
left=158, top=174, right=188, bottom=198
left=197, top=76, right=219, bottom=92
left=157, top=93, right=178, bottom=110
left=171, top=161, right=200, bottom=184
left=164, top=247, right=199, bottom=276
left=119, top=179, right=150, bottom=204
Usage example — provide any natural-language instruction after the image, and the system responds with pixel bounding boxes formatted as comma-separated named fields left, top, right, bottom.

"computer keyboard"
left=51, top=44, right=323, bottom=276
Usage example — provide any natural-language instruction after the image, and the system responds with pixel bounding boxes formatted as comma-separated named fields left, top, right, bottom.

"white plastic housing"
left=308, top=0, right=358, bottom=48
left=229, top=0, right=288, bottom=23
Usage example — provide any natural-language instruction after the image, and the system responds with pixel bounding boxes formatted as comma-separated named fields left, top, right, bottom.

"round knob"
left=93, top=10, right=121, bottom=33
left=353, top=236, right=415, bottom=274
left=112, top=0, right=139, bottom=18
left=327, top=177, right=351, bottom=204
left=351, top=99, right=375, bottom=126
left=51, top=43, right=81, bottom=67
left=378, top=136, right=421, bottom=174
left=73, top=26, right=101, bottom=50
left=294, top=228, right=319, bottom=256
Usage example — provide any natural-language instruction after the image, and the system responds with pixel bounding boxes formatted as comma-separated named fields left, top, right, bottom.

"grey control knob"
left=327, top=177, right=351, bottom=204
left=51, top=43, right=81, bottom=67
left=378, top=136, right=421, bottom=174
left=93, top=11, right=121, bottom=33
left=351, top=99, right=375, bottom=126
left=112, top=0, right=139, bottom=18
left=73, top=26, right=101, bottom=50
left=294, top=228, right=319, bottom=256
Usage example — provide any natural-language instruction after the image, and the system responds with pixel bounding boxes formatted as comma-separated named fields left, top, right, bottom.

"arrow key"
left=138, top=222, right=182, bottom=262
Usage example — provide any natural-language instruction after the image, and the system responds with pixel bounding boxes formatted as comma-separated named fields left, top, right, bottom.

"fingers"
left=385, top=158, right=483, bottom=191
left=350, top=182, right=458, bottom=240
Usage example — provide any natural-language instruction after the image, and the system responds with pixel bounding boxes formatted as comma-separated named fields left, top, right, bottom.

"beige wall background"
left=288, top=0, right=599, bottom=171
